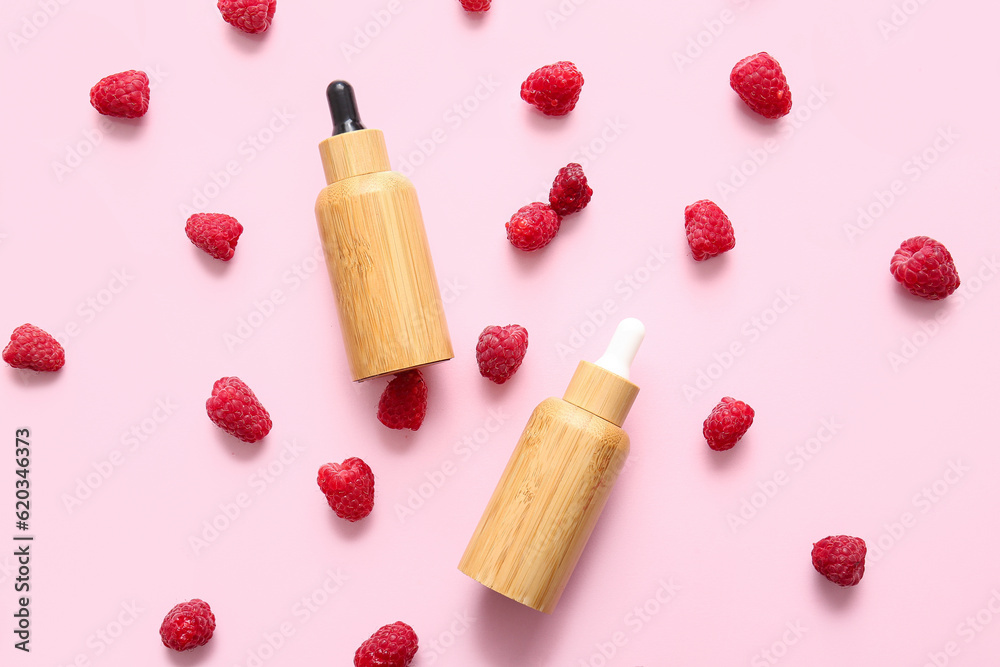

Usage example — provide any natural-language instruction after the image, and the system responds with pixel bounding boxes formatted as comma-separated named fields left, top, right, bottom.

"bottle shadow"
left=471, top=587, right=557, bottom=665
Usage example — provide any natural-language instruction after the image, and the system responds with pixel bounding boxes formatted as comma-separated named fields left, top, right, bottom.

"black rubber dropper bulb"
left=326, top=80, right=365, bottom=136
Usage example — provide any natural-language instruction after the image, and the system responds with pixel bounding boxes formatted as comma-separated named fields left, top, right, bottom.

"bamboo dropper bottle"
left=459, top=318, right=645, bottom=613
left=315, top=80, right=454, bottom=382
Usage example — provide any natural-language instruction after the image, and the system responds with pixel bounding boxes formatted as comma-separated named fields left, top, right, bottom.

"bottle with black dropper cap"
left=315, top=81, right=454, bottom=382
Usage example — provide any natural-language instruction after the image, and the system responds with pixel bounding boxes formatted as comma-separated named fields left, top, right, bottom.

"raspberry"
left=703, top=397, right=754, bottom=451
left=218, top=0, right=276, bottom=34
left=506, top=202, right=561, bottom=251
left=730, top=52, right=792, bottom=119
left=377, top=370, right=427, bottom=430
left=159, top=599, right=215, bottom=651
left=549, top=163, right=593, bottom=217
left=355, top=621, right=418, bottom=667
left=459, top=0, right=491, bottom=11
left=206, top=377, right=272, bottom=443
left=317, top=458, right=375, bottom=522
left=185, top=213, right=243, bottom=261
left=685, top=199, right=735, bottom=261
left=3, top=324, right=65, bottom=372
left=476, top=325, right=528, bottom=384
left=89, top=70, right=150, bottom=119
left=520, top=61, right=584, bottom=116
left=812, top=535, right=867, bottom=587
left=890, top=236, right=960, bottom=300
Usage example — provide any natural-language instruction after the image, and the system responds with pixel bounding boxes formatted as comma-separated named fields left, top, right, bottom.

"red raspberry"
left=89, top=70, right=150, bottom=119
left=459, top=0, right=491, bottom=11
left=3, top=324, right=64, bottom=372
left=549, top=163, right=593, bottom=217
left=685, top=199, right=735, bottom=261
left=730, top=52, right=792, bottom=119
left=812, top=535, right=867, bottom=587
left=506, top=202, right=561, bottom=251
left=703, top=397, right=754, bottom=451
left=377, top=370, right=427, bottom=431
left=890, top=236, right=960, bottom=300
left=317, top=457, right=375, bottom=522
left=206, top=377, right=272, bottom=443
left=355, top=621, right=418, bottom=667
left=476, top=325, right=528, bottom=384
left=185, top=213, right=243, bottom=261
left=520, top=61, right=584, bottom=116
left=218, top=0, right=276, bottom=34
left=159, top=599, right=215, bottom=651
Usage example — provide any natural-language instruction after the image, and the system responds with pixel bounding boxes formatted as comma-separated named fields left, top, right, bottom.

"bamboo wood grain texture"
left=562, top=361, right=639, bottom=427
left=458, top=398, right=631, bottom=614
left=316, top=130, right=453, bottom=381
left=319, top=129, right=389, bottom=183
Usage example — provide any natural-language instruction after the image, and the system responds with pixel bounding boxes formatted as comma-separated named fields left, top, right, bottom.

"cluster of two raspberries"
left=89, top=1, right=275, bottom=118
left=698, top=397, right=866, bottom=588
left=159, top=599, right=416, bottom=666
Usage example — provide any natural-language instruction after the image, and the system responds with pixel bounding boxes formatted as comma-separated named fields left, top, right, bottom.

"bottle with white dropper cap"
left=459, top=318, right=645, bottom=613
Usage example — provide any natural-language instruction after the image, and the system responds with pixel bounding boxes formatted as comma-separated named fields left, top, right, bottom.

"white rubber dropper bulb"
left=593, top=318, right=645, bottom=381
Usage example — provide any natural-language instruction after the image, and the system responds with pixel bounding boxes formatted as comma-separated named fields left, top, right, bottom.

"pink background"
left=2, top=0, right=1000, bottom=665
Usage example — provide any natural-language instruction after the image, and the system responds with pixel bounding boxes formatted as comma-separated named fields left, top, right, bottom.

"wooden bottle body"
left=315, top=164, right=453, bottom=382
left=458, top=397, right=630, bottom=614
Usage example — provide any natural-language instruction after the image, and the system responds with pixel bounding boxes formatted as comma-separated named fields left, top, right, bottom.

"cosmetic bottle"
left=315, top=80, right=454, bottom=381
left=459, top=318, right=645, bottom=613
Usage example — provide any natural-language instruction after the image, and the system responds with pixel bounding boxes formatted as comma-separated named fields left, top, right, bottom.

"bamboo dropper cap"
left=562, top=318, right=644, bottom=426
left=318, top=81, right=390, bottom=184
